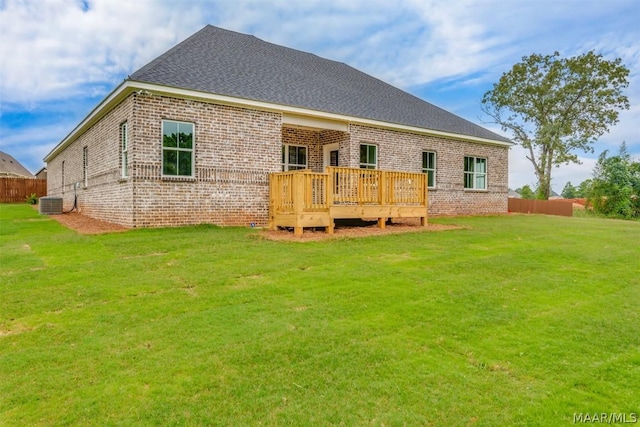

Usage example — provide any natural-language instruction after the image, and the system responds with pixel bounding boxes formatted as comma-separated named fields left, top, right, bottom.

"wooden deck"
left=268, top=167, right=428, bottom=236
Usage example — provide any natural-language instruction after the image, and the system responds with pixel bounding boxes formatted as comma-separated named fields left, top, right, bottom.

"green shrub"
left=24, top=193, right=37, bottom=205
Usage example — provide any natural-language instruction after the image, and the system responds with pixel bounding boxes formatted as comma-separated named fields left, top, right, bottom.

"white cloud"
left=0, top=121, right=70, bottom=172
left=508, top=145, right=597, bottom=193
left=0, top=0, right=205, bottom=104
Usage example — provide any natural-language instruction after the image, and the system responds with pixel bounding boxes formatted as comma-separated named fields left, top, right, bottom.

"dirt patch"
left=47, top=211, right=129, bottom=235
left=259, top=218, right=466, bottom=242
left=41, top=209, right=464, bottom=240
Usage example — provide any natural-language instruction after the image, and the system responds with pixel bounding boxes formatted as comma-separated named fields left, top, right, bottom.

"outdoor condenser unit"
left=39, top=197, right=63, bottom=215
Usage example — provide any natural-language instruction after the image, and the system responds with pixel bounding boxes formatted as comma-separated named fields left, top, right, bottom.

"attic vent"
left=39, top=197, right=63, bottom=215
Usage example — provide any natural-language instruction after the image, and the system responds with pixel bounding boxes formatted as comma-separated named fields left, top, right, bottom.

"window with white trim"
left=464, top=156, right=487, bottom=190
left=422, top=151, right=436, bottom=188
left=162, top=120, right=194, bottom=177
left=83, top=146, right=88, bottom=187
left=282, top=144, right=307, bottom=171
left=360, top=144, right=377, bottom=169
left=61, top=160, right=65, bottom=192
left=121, top=122, right=128, bottom=178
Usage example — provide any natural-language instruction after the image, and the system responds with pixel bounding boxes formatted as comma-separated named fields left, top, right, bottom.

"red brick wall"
left=47, top=96, right=135, bottom=225
left=48, top=93, right=281, bottom=227
left=349, top=124, right=508, bottom=215
left=130, top=94, right=281, bottom=227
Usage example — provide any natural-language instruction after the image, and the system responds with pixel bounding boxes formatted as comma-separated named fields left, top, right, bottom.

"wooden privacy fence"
left=508, top=198, right=573, bottom=217
left=0, top=178, right=47, bottom=203
left=269, top=167, right=428, bottom=236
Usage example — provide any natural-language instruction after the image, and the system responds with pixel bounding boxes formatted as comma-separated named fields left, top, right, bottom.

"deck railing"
left=269, top=167, right=427, bottom=235
left=269, top=170, right=328, bottom=214
left=327, top=167, right=426, bottom=206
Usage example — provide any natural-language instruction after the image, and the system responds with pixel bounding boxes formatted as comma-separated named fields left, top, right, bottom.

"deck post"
left=293, top=172, right=305, bottom=237
left=327, top=168, right=335, bottom=234
left=421, top=178, right=428, bottom=227
left=268, top=174, right=275, bottom=230
left=378, top=170, right=387, bottom=229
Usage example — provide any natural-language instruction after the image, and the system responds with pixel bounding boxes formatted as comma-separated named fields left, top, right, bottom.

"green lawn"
left=1, top=204, right=639, bottom=426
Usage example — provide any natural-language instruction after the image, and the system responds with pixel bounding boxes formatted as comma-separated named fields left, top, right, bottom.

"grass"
left=1, top=204, right=639, bottom=426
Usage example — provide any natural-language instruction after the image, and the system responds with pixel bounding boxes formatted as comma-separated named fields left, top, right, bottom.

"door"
left=323, top=143, right=339, bottom=169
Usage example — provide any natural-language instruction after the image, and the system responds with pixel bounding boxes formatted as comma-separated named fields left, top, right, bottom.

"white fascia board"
left=45, top=80, right=512, bottom=162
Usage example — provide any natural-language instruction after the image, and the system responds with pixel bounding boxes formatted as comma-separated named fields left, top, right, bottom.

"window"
left=83, top=146, right=88, bottom=187
left=162, top=121, right=194, bottom=177
left=464, top=156, right=487, bottom=190
left=282, top=144, right=307, bottom=171
left=422, top=151, right=436, bottom=188
left=360, top=144, right=377, bottom=169
left=121, top=122, right=128, bottom=178
left=61, top=160, right=65, bottom=192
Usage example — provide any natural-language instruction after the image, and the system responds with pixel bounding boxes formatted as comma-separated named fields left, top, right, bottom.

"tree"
left=561, top=181, right=577, bottom=199
left=482, top=51, right=629, bottom=199
left=517, top=185, right=536, bottom=199
left=576, top=179, right=592, bottom=198
left=589, top=143, right=640, bottom=219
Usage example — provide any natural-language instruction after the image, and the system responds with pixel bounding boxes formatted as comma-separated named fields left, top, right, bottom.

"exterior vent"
left=39, top=197, right=63, bottom=215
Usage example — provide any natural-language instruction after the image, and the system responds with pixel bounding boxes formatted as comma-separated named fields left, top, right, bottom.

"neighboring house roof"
left=130, top=25, right=510, bottom=144
left=508, top=190, right=521, bottom=198
left=35, top=167, right=48, bottom=179
left=0, top=151, right=34, bottom=178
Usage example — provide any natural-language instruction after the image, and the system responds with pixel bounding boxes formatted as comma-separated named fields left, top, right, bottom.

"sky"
left=1, top=0, right=638, bottom=193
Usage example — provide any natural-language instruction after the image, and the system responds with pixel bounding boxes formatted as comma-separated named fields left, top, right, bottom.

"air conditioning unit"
left=39, top=197, right=63, bottom=215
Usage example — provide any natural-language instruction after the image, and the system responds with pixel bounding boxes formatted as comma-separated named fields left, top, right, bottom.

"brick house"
left=44, top=25, right=511, bottom=228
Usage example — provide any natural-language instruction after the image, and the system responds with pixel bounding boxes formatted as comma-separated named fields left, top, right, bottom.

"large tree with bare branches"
left=482, top=51, right=629, bottom=199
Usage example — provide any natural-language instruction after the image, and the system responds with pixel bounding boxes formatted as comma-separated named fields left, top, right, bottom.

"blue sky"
left=1, top=0, right=638, bottom=192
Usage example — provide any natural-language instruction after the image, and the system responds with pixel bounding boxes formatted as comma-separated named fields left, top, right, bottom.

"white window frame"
left=282, top=144, right=308, bottom=171
left=464, top=156, right=487, bottom=190
left=422, top=151, right=436, bottom=188
left=360, top=143, right=377, bottom=169
left=83, top=146, right=88, bottom=188
left=121, top=122, right=129, bottom=178
left=162, top=120, right=195, bottom=177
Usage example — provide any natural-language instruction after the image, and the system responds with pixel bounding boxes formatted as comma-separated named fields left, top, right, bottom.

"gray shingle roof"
left=0, top=151, right=34, bottom=178
left=130, top=25, right=509, bottom=143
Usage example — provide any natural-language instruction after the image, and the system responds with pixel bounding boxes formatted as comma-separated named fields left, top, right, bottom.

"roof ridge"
left=128, top=25, right=215, bottom=82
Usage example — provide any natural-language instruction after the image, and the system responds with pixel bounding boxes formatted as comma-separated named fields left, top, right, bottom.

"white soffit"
left=282, top=113, right=348, bottom=132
